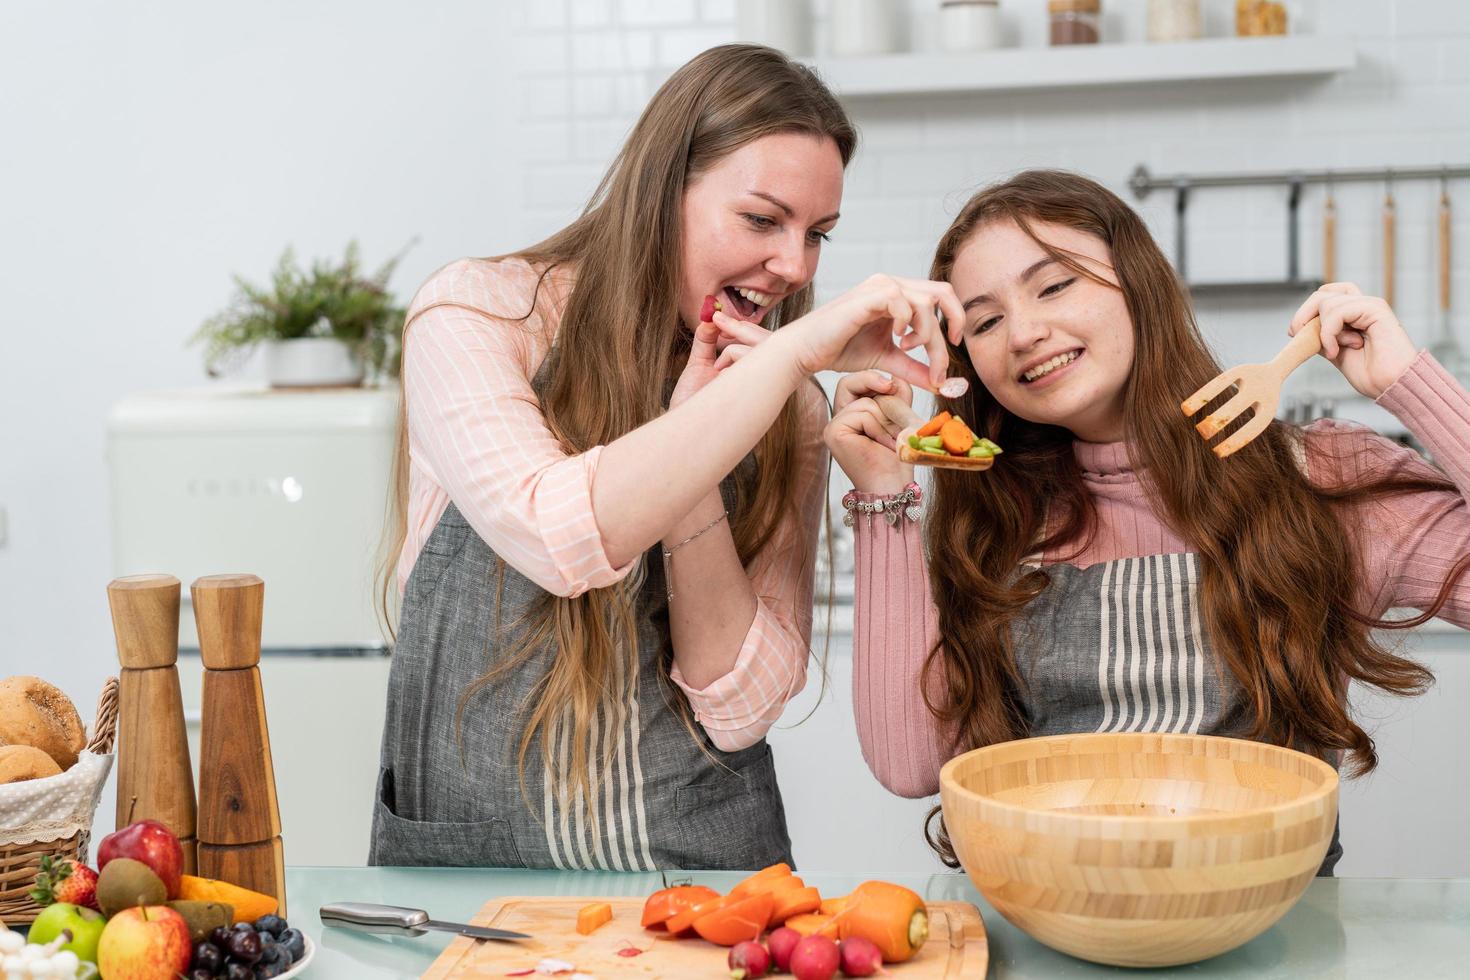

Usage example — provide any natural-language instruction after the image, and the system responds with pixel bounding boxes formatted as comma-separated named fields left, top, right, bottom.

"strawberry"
left=29, top=855, right=100, bottom=911
left=700, top=294, right=723, bottom=323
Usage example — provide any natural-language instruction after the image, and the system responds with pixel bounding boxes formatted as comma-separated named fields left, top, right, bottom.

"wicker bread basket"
left=0, top=676, right=118, bottom=925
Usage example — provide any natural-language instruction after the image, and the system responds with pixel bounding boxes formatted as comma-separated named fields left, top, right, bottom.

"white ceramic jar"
left=938, top=0, right=1002, bottom=52
left=830, top=0, right=901, bottom=57
left=736, top=0, right=813, bottom=57
left=1147, top=0, right=1202, bottom=42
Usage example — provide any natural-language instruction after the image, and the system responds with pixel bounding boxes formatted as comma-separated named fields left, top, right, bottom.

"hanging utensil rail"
left=1129, top=163, right=1469, bottom=296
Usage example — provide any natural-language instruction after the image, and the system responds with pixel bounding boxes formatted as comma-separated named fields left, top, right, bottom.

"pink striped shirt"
left=852, top=351, right=1470, bottom=797
left=398, top=256, right=827, bottom=751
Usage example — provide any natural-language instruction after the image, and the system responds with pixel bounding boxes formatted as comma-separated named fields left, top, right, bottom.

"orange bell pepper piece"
left=664, top=894, right=727, bottom=936
left=577, top=902, right=613, bottom=935
left=939, top=416, right=977, bottom=455
left=725, top=863, right=793, bottom=902
left=641, top=885, right=721, bottom=929
left=916, top=411, right=952, bottom=438
left=692, top=892, right=776, bottom=947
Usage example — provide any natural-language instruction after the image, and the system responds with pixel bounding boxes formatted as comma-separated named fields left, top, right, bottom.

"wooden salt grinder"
left=107, top=574, right=198, bottom=872
left=192, top=574, right=286, bottom=915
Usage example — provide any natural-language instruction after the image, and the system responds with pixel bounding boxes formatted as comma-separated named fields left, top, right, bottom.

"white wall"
left=3, top=0, right=1469, bottom=877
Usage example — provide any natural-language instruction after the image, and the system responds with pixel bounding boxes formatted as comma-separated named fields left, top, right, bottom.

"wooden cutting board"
left=420, top=897, right=988, bottom=979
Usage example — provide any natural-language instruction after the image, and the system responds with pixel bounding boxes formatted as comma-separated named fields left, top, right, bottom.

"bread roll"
left=0, top=743, right=64, bottom=784
left=0, top=676, right=86, bottom=770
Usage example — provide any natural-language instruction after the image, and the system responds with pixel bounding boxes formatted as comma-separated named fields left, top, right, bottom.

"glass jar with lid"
left=939, top=0, right=1003, bottom=53
left=1049, top=0, right=1100, bottom=46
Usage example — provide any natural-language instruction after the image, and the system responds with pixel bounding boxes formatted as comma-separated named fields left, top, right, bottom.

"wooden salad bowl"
left=938, top=732, right=1338, bottom=967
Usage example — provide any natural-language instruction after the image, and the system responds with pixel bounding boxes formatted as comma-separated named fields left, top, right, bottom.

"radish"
left=789, top=935, right=840, bottom=980
left=729, top=940, right=771, bottom=979
left=838, top=936, right=884, bottom=977
left=766, top=926, right=801, bottom=972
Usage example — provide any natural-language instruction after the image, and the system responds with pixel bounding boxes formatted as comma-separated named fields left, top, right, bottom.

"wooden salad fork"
left=1181, top=316, right=1322, bottom=458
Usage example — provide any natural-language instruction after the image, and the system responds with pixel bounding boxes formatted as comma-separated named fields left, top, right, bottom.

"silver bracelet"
left=841, top=482, right=923, bottom=529
left=661, top=510, right=728, bottom=601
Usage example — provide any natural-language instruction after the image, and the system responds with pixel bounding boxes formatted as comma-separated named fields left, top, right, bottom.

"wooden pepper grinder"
left=192, top=574, right=286, bottom=916
left=107, top=574, right=198, bottom=872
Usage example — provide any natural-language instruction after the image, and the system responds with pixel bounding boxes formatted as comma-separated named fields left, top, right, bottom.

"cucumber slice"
left=977, top=438, right=1003, bottom=455
left=967, top=445, right=993, bottom=458
left=918, top=435, right=944, bottom=450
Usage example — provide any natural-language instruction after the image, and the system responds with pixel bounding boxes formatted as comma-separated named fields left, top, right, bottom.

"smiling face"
left=950, top=218, right=1136, bottom=443
left=678, top=131, right=844, bottom=329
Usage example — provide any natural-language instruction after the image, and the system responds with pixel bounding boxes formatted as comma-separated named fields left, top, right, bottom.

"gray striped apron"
left=1016, top=553, right=1342, bottom=875
left=369, top=364, right=793, bottom=871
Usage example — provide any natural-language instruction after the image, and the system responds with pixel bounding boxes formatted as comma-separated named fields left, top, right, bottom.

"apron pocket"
left=671, top=745, right=792, bottom=870
left=369, top=766, right=523, bottom=868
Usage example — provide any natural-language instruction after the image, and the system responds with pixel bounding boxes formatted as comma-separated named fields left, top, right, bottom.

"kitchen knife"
left=320, top=902, right=531, bottom=942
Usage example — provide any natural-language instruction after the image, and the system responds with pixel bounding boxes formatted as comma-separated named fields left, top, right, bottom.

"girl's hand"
left=1290, top=282, right=1419, bottom=400
left=824, top=371, right=916, bottom=494
left=715, top=274, right=963, bottom=393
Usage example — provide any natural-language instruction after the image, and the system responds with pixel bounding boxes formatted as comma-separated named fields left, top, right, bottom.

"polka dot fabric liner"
left=0, top=751, right=112, bottom=846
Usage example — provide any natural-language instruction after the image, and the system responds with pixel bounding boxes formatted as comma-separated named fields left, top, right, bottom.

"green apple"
left=28, top=901, right=106, bottom=964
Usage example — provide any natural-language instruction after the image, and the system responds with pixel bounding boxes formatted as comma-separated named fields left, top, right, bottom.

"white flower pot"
left=264, top=337, right=365, bottom=388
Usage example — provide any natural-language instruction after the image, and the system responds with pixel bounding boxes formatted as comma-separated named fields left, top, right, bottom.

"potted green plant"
left=192, top=241, right=410, bottom=387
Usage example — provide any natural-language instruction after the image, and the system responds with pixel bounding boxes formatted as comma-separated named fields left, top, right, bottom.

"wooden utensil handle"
left=198, top=666, right=282, bottom=844
left=1323, top=197, right=1336, bottom=284
left=1383, top=195, right=1396, bottom=307
left=1272, top=317, right=1323, bottom=378
left=108, top=575, right=181, bottom=669
left=1441, top=192, right=1452, bottom=313
left=191, top=574, right=264, bottom=670
left=116, top=667, right=197, bottom=836
left=873, top=394, right=923, bottom=429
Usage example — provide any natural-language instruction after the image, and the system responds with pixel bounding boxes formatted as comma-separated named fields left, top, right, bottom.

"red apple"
left=98, top=819, right=183, bottom=898
left=96, top=904, right=191, bottom=980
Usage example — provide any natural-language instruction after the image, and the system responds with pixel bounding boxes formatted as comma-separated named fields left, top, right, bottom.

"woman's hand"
left=669, top=315, right=771, bottom=409
left=714, top=274, right=962, bottom=393
left=824, top=371, right=916, bottom=495
left=1290, top=282, right=1419, bottom=400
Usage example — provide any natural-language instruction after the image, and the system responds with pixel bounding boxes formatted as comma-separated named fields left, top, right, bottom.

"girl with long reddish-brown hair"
left=370, top=43, right=963, bottom=871
left=826, top=170, right=1470, bottom=875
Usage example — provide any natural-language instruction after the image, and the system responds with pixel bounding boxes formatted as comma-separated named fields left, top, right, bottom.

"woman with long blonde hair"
left=824, top=170, right=1470, bottom=875
left=371, top=44, right=962, bottom=870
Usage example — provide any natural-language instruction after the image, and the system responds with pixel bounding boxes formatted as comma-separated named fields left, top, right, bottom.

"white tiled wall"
left=507, top=0, right=1470, bottom=877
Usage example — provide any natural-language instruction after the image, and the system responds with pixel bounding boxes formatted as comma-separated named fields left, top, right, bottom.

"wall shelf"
left=804, top=35, right=1355, bottom=99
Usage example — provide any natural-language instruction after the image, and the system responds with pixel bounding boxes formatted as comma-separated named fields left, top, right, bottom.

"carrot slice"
left=768, top=884, right=821, bottom=925
left=692, top=892, right=776, bottom=947
left=939, top=416, right=977, bottom=455
left=577, top=902, right=613, bottom=935
left=916, top=411, right=952, bottom=438
left=819, top=895, right=847, bottom=917
left=783, top=912, right=840, bottom=939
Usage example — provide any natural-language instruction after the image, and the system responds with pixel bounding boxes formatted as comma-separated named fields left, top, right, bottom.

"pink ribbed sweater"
left=852, top=352, right=1470, bottom=798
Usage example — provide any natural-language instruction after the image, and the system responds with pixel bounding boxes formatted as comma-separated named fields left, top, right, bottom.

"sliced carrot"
left=577, top=902, right=613, bottom=935
left=819, top=895, right=847, bottom=917
left=768, top=884, right=821, bottom=925
left=725, top=863, right=793, bottom=902
left=783, top=912, right=841, bottom=939
left=692, top=892, right=776, bottom=947
left=939, top=416, right=977, bottom=455
left=916, top=411, right=952, bottom=438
